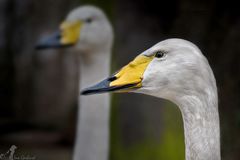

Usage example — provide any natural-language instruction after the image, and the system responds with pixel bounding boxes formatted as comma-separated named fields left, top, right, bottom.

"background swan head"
left=36, top=5, right=113, bottom=53
left=81, top=38, right=217, bottom=105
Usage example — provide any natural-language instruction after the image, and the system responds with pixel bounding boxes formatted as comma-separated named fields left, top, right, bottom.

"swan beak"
left=81, top=55, right=154, bottom=95
left=35, top=21, right=82, bottom=49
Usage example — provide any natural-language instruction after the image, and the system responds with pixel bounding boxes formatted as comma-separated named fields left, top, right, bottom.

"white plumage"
left=36, top=5, right=113, bottom=160
left=82, top=38, right=220, bottom=160
left=66, top=6, right=113, bottom=160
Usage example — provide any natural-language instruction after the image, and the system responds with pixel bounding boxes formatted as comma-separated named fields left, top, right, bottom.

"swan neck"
left=73, top=48, right=111, bottom=160
left=79, top=49, right=111, bottom=89
left=177, top=94, right=220, bottom=160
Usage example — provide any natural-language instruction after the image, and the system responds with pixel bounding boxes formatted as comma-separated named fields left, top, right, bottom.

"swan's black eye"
left=85, top=18, right=93, bottom=23
left=155, top=51, right=165, bottom=58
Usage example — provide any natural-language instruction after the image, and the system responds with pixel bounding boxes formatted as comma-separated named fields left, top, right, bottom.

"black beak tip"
left=35, top=31, right=64, bottom=50
left=35, top=44, right=47, bottom=50
left=80, top=76, right=139, bottom=96
left=80, top=91, right=87, bottom=95
left=81, top=89, right=95, bottom=95
left=35, top=42, right=74, bottom=50
left=80, top=80, right=110, bottom=96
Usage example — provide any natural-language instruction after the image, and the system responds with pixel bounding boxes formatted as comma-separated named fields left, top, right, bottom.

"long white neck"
left=73, top=48, right=111, bottom=160
left=176, top=88, right=220, bottom=160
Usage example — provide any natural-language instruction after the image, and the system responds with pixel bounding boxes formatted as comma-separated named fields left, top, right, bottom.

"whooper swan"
left=36, top=5, right=113, bottom=160
left=82, top=39, right=220, bottom=160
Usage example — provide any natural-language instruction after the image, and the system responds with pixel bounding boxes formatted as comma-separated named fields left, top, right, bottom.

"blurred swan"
left=82, top=39, right=220, bottom=160
left=36, top=6, right=113, bottom=160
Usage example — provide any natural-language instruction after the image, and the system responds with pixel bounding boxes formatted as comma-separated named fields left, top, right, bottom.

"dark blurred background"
left=0, top=0, right=239, bottom=160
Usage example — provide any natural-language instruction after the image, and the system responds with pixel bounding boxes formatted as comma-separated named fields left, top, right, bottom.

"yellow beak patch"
left=110, top=55, right=154, bottom=88
left=60, top=21, right=82, bottom=45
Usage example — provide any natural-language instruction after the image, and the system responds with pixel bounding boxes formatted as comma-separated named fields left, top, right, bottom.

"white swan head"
left=36, top=5, right=113, bottom=53
left=82, top=38, right=217, bottom=104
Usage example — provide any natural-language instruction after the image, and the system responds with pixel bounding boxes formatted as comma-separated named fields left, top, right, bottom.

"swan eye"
left=85, top=18, right=93, bottom=23
left=155, top=51, right=165, bottom=58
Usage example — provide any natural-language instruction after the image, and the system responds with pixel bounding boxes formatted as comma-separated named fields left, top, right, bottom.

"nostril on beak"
left=107, top=76, right=117, bottom=82
left=56, top=34, right=61, bottom=39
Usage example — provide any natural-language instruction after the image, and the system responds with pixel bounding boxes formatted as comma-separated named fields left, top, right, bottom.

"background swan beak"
left=35, top=30, right=73, bottom=49
left=36, top=21, right=82, bottom=50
